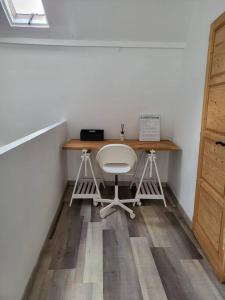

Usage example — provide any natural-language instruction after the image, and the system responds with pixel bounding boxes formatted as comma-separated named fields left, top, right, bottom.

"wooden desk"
left=63, top=139, right=180, bottom=151
left=64, top=139, right=180, bottom=208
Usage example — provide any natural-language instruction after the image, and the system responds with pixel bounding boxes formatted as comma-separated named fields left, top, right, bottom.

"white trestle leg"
left=135, top=150, right=167, bottom=207
left=69, top=155, right=84, bottom=207
left=69, top=149, right=103, bottom=207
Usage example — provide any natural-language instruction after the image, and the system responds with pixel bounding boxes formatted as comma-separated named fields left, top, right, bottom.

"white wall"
left=0, top=0, right=194, bottom=42
left=168, top=0, right=225, bottom=220
left=3, top=0, right=222, bottom=220
left=0, top=45, right=183, bottom=181
left=2, top=1, right=225, bottom=298
left=0, top=121, right=67, bottom=300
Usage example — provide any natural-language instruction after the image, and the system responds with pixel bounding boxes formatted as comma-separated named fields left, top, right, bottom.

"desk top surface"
left=63, top=139, right=180, bottom=151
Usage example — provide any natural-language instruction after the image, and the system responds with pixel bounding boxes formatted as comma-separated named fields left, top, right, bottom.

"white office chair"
left=96, top=144, right=137, bottom=219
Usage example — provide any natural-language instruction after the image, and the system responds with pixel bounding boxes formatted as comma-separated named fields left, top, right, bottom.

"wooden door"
left=193, top=12, right=225, bottom=282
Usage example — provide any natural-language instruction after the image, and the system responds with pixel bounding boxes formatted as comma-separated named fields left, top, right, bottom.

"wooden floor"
left=27, top=185, right=225, bottom=300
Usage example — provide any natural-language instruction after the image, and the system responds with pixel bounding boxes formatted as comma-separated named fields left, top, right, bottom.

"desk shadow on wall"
left=168, top=150, right=183, bottom=201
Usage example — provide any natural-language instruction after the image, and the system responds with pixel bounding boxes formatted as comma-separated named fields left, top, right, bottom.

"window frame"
left=1, top=0, right=49, bottom=28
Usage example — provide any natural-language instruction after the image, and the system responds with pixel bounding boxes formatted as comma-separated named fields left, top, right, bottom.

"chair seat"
left=102, top=163, right=131, bottom=174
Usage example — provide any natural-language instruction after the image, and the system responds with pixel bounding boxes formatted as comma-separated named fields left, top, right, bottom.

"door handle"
left=216, top=141, right=225, bottom=147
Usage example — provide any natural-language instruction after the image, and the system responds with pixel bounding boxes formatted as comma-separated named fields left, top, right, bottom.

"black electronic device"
left=80, top=129, right=104, bottom=141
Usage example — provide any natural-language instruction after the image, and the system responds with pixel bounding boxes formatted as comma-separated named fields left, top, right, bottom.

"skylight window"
left=1, top=0, right=48, bottom=27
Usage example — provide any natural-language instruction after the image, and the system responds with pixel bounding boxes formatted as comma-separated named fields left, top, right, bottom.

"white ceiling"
left=0, top=0, right=197, bottom=42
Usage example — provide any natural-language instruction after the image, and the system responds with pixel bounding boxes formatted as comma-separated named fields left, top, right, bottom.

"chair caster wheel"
left=130, top=213, right=135, bottom=219
left=100, top=213, right=105, bottom=219
left=137, top=201, right=142, bottom=206
left=93, top=201, right=98, bottom=207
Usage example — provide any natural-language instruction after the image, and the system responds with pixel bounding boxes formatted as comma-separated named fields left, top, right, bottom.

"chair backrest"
left=96, top=144, right=137, bottom=174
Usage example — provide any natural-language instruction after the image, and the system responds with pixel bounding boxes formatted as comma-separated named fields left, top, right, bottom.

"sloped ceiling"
left=0, top=0, right=196, bottom=42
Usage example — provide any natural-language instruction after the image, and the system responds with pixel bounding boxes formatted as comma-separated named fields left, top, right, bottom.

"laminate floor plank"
left=74, top=222, right=88, bottom=283
left=164, top=211, right=202, bottom=259
left=63, top=216, right=83, bottom=269
left=199, top=259, right=225, bottom=299
left=91, top=204, right=102, bottom=222
left=140, top=206, right=172, bottom=247
left=92, top=282, right=104, bottom=300
left=71, top=283, right=93, bottom=300
left=83, top=222, right=103, bottom=284
left=141, top=204, right=202, bottom=259
left=118, top=257, right=143, bottom=300
left=103, top=229, right=120, bottom=300
left=181, top=260, right=224, bottom=300
left=63, top=185, right=74, bottom=203
left=43, top=269, right=77, bottom=300
left=127, top=208, right=154, bottom=247
left=151, top=247, right=191, bottom=300
left=105, top=210, right=143, bottom=300
left=38, top=270, right=54, bottom=300
left=130, top=237, right=167, bottom=300
left=106, top=210, right=138, bottom=263
left=72, top=282, right=103, bottom=300
left=28, top=241, right=53, bottom=300
left=27, top=186, right=225, bottom=300
left=80, top=200, right=92, bottom=222
left=50, top=203, right=83, bottom=270
left=49, top=204, right=69, bottom=270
